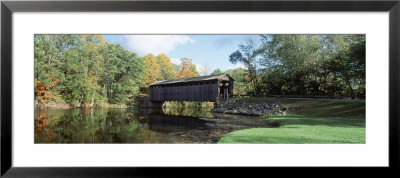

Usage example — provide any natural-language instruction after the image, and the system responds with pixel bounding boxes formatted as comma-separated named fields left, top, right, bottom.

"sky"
left=103, top=34, right=260, bottom=74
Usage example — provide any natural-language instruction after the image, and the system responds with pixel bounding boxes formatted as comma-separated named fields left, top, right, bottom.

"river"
left=34, top=107, right=269, bottom=144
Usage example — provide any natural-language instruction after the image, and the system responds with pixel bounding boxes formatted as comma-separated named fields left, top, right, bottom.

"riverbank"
left=34, top=100, right=132, bottom=109
left=218, top=97, right=365, bottom=144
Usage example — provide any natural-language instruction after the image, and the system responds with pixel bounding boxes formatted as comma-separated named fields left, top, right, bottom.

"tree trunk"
left=91, top=92, right=96, bottom=108
left=346, top=79, right=355, bottom=97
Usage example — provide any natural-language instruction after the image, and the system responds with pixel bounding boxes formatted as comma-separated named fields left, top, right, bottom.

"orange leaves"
left=35, top=80, right=54, bottom=103
left=143, top=54, right=199, bottom=83
left=173, top=58, right=199, bottom=79
left=173, top=65, right=197, bottom=79
left=84, top=102, right=94, bottom=108
left=233, top=89, right=238, bottom=95
left=36, top=81, right=46, bottom=93
left=35, top=110, right=57, bottom=141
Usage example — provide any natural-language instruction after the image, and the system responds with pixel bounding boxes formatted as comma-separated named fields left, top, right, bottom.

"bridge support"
left=214, top=102, right=218, bottom=109
left=214, top=99, right=222, bottom=109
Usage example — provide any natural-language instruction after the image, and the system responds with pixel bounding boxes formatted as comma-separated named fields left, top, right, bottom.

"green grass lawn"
left=218, top=97, right=365, bottom=144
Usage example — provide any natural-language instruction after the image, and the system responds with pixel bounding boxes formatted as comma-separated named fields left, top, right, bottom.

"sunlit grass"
left=218, top=97, right=365, bottom=144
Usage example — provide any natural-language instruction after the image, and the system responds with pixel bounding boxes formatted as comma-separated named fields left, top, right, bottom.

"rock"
left=212, top=101, right=289, bottom=116
left=237, top=109, right=247, bottom=115
left=252, top=111, right=262, bottom=116
left=245, top=111, right=253, bottom=116
left=225, top=110, right=238, bottom=114
left=212, top=108, right=226, bottom=113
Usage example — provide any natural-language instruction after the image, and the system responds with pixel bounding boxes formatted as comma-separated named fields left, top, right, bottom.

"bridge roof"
left=150, top=74, right=234, bottom=86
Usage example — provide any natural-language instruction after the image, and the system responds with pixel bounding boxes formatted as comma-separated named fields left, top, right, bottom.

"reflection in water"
left=148, top=115, right=211, bottom=132
left=34, top=107, right=269, bottom=144
left=163, top=106, right=214, bottom=118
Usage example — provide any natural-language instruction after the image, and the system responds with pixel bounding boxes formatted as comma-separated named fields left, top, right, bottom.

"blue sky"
left=103, top=35, right=260, bottom=74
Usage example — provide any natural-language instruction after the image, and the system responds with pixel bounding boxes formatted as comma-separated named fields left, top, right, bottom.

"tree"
left=256, top=34, right=365, bottom=97
left=198, top=64, right=211, bottom=76
left=143, top=54, right=163, bottom=85
left=229, top=39, right=262, bottom=94
left=259, top=34, right=322, bottom=95
left=61, top=35, right=107, bottom=107
left=325, top=35, right=365, bottom=97
left=103, top=44, right=144, bottom=104
left=35, top=80, right=54, bottom=105
left=211, top=68, right=223, bottom=75
left=173, top=58, right=199, bottom=79
left=224, top=68, right=249, bottom=95
left=34, top=35, right=68, bottom=104
left=156, top=53, right=175, bottom=80
left=35, top=34, right=145, bottom=107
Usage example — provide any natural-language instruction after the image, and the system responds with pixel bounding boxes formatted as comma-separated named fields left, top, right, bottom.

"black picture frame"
left=1, top=0, right=399, bottom=177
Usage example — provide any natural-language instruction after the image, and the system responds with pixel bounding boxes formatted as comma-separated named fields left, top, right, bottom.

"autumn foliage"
left=35, top=80, right=54, bottom=103
left=35, top=110, right=57, bottom=141
left=174, top=65, right=198, bottom=79
left=173, top=58, right=199, bottom=79
left=143, top=54, right=163, bottom=85
left=34, top=35, right=204, bottom=107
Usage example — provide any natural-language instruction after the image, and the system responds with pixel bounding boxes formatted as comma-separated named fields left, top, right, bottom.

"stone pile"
left=212, top=101, right=288, bottom=116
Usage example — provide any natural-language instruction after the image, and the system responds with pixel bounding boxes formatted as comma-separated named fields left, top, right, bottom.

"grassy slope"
left=218, top=97, right=365, bottom=144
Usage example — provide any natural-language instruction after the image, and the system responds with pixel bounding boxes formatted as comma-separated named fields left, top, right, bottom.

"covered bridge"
left=149, top=74, right=234, bottom=102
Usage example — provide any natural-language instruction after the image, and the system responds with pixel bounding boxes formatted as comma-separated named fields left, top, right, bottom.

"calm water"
left=34, top=107, right=269, bottom=143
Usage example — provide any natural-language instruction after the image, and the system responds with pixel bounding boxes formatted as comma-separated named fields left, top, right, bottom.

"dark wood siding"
left=149, top=77, right=232, bottom=102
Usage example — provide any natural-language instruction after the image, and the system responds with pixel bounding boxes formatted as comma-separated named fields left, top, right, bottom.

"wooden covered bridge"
left=140, top=74, right=234, bottom=108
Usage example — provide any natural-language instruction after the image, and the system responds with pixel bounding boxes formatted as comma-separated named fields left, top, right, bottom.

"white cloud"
left=123, top=35, right=194, bottom=56
left=170, top=58, right=181, bottom=65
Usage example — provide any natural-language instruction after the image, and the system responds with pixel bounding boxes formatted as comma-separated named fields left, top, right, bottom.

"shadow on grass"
left=272, top=114, right=365, bottom=128
left=276, top=99, right=366, bottom=128
left=288, top=100, right=365, bottom=118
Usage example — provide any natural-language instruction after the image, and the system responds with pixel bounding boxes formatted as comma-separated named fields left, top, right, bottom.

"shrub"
left=266, top=119, right=280, bottom=127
